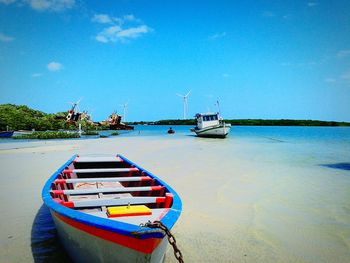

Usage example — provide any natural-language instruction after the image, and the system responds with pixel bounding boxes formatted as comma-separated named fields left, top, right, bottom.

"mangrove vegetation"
left=13, top=131, right=80, bottom=140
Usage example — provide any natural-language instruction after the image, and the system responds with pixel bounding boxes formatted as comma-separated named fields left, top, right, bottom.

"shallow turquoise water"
left=3, top=125, right=349, bottom=145
left=123, top=125, right=350, bottom=144
left=1, top=126, right=349, bottom=262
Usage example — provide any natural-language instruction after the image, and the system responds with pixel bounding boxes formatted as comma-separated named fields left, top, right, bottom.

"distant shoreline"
left=1, top=104, right=350, bottom=131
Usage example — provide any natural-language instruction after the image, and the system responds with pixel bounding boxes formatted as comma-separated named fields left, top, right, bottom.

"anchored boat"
left=0, top=131, right=14, bottom=138
left=191, top=112, right=231, bottom=138
left=42, top=154, right=182, bottom=263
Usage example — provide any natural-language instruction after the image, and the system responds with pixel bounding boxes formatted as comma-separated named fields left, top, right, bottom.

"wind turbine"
left=215, top=99, right=221, bottom=115
left=120, top=103, right=128, bottom=122
left=176, top=90, right=191, bottom=119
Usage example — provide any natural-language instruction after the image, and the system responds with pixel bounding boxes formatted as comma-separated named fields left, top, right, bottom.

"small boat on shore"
left=167, top=127, right=175, bottom=134
left=0, top=131, right=14, bottom=138
left=191, top=112, right=231, bottom=138
left=42, top=154, right=182, bottom=263
left=14, top=130, right=33, bottom=135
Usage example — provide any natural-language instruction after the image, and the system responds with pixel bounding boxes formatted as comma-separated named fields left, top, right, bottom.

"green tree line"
left=1, top=104, right=349, bottom=130
left=0, top=104, right=82, bottom=131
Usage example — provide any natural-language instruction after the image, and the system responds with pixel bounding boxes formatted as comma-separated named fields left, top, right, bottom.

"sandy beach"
left=0, top=133, right=349, bottom=263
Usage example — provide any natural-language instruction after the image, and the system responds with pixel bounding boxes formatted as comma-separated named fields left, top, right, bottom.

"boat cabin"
left=195, top=112, right=220, bottom=129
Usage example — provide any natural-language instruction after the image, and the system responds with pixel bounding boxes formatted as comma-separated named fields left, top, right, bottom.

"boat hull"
left=51, top=211, right=168, bottom=263
left=42, top=154, right=182, bottom=263
left=193, top=124, right=230, bottom=138
left=0, top=131, right=14, bottom=138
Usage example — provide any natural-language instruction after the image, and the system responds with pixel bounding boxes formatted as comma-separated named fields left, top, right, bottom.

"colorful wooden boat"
left=0, top=131, right=14, bottom=138
left=42, top=154, right=182, bottom=263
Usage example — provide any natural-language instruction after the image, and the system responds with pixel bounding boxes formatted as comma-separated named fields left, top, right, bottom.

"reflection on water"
left=31, top=205, right=72, bottom=263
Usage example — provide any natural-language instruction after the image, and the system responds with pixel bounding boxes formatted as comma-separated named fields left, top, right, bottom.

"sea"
left=1, top=125, right=349, bottom=263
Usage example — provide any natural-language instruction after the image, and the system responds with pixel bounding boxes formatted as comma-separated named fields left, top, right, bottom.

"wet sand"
left=0, top=135, right=349, bottom=262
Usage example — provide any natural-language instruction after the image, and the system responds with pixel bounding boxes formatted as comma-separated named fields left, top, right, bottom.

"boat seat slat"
left=64, top=168, right=139, bottom=174
left=61, top=196, right=166, bottom=208
left=54, top=176, right=151, bottom=184
left=74, top=156, right=123, bottom=163
left=52, top=186, right=163, bottom=195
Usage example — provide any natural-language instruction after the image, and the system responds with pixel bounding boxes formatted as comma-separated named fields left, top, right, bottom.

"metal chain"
left=141, top=220, right=184, bottom=263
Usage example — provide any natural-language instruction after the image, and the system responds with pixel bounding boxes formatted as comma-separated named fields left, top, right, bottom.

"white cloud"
left=105, top=25, right=122, bottom=35
left=92, top=14, right=140, bottom=25
left=93, top=14, right=152, bottom=44
left=0, top=32, right=14, bottom=42
left=95, top=35, right=108, bottom=43
left=0, top=0, right=75, bottom=12
left=96, top=25, right=121, bottom=42
left=96, top=25, right=152, bottom=43
left=122, top=14, right=142, bottom=24
left=117, top=25, right=152, bottom=39
left=123, top=14, right=136, bottom=22
left=31, top=73, right=43, bottom=78
left=92, top=14, right=112, bottom=24
left=337, top=50, right=350, bottom=58
left=209, top=32, right=226, bottom=40
left=47, top=61, right=63, bottom=71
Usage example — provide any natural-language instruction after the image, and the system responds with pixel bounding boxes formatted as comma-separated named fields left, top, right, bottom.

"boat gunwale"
left=42, top=154, right=182, bottom=240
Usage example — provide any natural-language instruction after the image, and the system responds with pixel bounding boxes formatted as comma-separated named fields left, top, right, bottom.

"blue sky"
left=0, top=0, right=349, bottom=121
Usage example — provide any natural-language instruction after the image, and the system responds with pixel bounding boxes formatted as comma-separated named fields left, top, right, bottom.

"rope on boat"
left=140, top=220, right=184, bottom=263
left=75, top=182, right=104, bottom=188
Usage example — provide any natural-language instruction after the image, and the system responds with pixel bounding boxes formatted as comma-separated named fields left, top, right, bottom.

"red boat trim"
left=53, top=211, right=162, bottom=254
left=151, top=186, right=163, bottom=191
left=54, top=176, right=152, bottom=185
left=164, top=193, right=173, bottom=208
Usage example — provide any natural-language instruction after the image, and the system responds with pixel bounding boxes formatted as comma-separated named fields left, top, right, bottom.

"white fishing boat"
left=190, top=112, right=231, bottom=138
